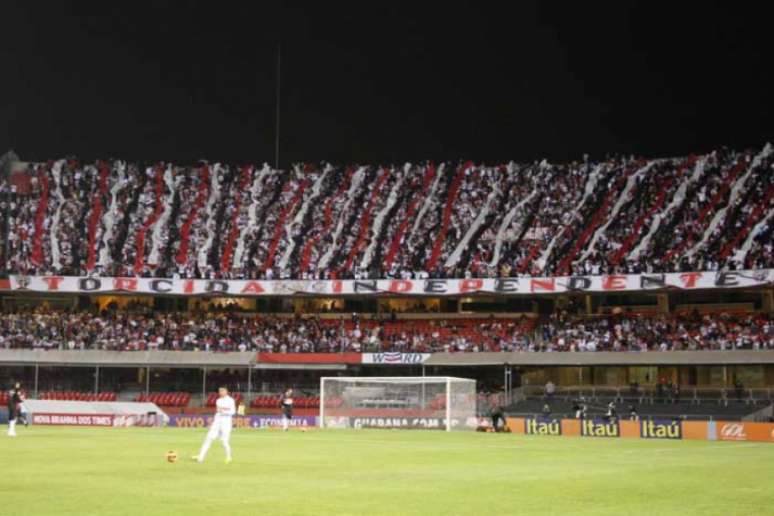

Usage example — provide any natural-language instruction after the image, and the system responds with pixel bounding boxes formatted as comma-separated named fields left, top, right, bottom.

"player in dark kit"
left=490, top=404, right=505, bottom=432
left=606, top=401, right=618, bottom=422
left=280, top=388, right=293, bottom=431
left=6, top=382, right=22, bottom=437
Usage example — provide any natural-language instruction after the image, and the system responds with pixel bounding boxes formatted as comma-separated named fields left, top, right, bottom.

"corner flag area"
left=3, top=427, right=773, bottom=515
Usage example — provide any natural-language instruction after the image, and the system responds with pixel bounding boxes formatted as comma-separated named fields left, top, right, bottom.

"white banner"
left=31, top=413, right=163, bottom=427
left=5, top=269, right=772, bottom=297
left=32, top=413, right=115, bottom=426
left=24, top=400, right=168, bottom=427
left=361, top=353, right=432, bottom=365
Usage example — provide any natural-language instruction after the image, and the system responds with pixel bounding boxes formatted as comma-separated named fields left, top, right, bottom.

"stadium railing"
left=522, top=385, right=773, bottom=405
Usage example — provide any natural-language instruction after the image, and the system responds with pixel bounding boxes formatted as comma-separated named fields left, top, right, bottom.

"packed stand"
left=0, top=308, right=534, bottom=352
left=1, top=144, right=772, bottom=280
left=0, top=307, right=772, bottom=352
left=539, top=311, right=774, bottom=352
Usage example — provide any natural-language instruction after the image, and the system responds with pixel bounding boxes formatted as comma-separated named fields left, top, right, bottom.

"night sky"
left=1, top=1, right=772, bottom=166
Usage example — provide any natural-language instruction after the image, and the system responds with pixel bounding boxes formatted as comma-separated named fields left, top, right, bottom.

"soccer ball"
left=166, top=451, right=178, bottom=463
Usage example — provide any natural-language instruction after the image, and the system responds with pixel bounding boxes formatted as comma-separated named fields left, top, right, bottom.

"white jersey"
left=214, top=395, right=236, bottom=419
left=198, top=395, right=235, bottom=462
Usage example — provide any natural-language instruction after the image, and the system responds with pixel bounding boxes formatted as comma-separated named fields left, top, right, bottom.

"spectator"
left=545, top=380, right=556, bottom=401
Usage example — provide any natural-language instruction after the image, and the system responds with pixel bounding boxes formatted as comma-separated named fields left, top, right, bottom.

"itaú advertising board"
left=508, top=417, right=774, bottom=443
left=4, top=269, right=772, bottom=296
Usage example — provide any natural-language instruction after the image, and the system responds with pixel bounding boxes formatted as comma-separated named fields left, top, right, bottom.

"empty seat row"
left=135, top=392, right=191, bottom=407
left=250, top=394, right=321, bottom=409
left=38, top=391, right=117, bottom=402
left=205, top=392, right=244, bottom=407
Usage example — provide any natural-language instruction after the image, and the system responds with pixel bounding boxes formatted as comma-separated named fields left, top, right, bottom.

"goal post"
left=319, top=376, right=477, bottom=431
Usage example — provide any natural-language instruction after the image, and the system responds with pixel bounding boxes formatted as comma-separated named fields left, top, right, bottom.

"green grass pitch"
left=2, top=426, right=774, bottom=515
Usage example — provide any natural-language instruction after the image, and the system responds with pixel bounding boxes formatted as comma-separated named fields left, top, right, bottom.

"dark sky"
left=1, top=1, right=772, bottom=166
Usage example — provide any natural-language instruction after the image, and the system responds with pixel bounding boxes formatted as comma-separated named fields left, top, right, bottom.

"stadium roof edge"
left=0, top=350, right=255, bottom=368
left=2, top=350, right=774, bottom=368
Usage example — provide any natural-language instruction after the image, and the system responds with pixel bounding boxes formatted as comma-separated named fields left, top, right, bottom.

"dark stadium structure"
left=1, top=147, right=773, bottom=423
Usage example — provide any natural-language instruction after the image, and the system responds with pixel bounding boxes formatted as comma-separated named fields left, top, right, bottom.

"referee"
left=6, top=382, right=22, bottom=437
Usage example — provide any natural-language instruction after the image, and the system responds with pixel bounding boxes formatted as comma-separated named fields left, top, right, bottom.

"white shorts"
left=207, top=416, right=232, bottom=441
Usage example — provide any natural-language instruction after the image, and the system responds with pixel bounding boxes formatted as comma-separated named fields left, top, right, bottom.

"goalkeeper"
left=490, top=404, right=505, bottom=432
left=280, top=388, right=293, bottom=431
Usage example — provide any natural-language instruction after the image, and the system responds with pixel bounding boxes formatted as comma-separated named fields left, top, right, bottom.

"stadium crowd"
left=540, top=311, right=774, bottom=352
left=0, top=308, right=533, bottom=353
left=2, top=143, right=772, bottom=281
left=0, top=308, right=771, bottom=353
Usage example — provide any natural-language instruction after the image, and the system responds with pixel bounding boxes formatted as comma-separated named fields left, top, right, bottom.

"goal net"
left=320, top=376, right=477, bottom=431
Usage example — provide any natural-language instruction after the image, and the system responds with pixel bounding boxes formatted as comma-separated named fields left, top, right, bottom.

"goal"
left=320, top=376, right=477, bottom=431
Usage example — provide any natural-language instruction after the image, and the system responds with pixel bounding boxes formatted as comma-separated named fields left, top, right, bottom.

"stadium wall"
left=506, top=417, right=774, bottom=442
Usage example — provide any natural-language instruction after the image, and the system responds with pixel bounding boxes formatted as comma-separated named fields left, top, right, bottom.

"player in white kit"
left=194, top=387, right=235, bottom=463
